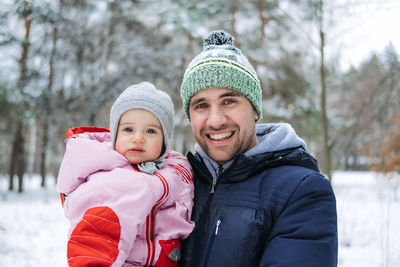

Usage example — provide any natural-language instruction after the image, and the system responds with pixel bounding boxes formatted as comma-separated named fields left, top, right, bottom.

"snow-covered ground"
left=0, top=176, right=68, bottom=266
left=0, top=171, right=399, bottom=266
left=334, top=171, right=400, bottom=267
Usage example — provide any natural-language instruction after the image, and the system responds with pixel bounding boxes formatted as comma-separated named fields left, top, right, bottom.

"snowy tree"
left=330, top=42, right=399, bottom=174
left=364, top=44, right=400, bottom=176
left=2, top=0, right=398, bottom=190
left=6, top=0, right=36, bottom=193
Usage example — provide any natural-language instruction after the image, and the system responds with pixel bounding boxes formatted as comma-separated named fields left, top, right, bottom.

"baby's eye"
left=123, top=127, right=133, bottom=133
left=146, top=128, right=157, bottom=134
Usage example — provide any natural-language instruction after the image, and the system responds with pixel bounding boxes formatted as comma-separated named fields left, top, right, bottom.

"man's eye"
left=223, top=99, right=235, bottom=105
left=195, top=103, right=207, bottom=109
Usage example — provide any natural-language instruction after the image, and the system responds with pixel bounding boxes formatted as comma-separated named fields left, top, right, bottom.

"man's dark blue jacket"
left=180, top=145, right=338, bottom=267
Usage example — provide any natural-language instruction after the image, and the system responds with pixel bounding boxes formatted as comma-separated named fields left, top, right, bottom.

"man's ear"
left=254, top=109, right=259, bottom=121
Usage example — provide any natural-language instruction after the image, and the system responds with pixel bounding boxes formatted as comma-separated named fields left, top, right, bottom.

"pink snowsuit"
left=57, top=128, right=194, bottom=266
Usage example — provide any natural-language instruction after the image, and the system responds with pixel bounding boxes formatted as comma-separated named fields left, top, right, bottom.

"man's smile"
left=207, top=131, right=234, bottom=141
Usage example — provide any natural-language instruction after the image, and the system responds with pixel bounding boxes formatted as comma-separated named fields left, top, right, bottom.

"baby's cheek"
left=152, top=142, right=164, bottom=157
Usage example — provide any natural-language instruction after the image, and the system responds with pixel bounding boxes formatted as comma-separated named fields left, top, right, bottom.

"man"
left=179, top=30, right=338, bottom=266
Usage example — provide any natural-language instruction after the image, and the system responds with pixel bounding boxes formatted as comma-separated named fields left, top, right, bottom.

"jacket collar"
left=188, top=146, right=320, bottom=184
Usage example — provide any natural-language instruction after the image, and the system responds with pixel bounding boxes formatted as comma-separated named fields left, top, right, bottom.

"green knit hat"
left=180, top=30, right=262, bottom=120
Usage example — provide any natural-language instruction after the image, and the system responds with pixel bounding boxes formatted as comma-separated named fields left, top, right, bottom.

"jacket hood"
left=248, top=123, right=306, bottom=156
left=190, top=123, right=319, bottom=184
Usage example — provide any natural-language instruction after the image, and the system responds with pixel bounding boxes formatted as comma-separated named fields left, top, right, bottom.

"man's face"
left=189, top=87, right=258, bottom=165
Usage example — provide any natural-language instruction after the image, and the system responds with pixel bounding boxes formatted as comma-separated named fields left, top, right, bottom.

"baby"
left=57, top=82, right=194, bottom=267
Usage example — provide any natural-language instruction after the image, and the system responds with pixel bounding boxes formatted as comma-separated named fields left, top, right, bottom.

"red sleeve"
left=154, top=239, right=181, bottom=267
left=67, top=206, right=121, bottom=267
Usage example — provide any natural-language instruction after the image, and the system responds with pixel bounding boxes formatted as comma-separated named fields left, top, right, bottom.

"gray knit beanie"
left=110, top=82, right=174, bottom=173
left=180, top=30, right=262, bottom=120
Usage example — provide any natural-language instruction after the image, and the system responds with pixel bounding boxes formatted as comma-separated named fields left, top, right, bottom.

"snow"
left=0, top=176, right=68, bottom=267
left=333, top=171, right=400, bottom=267
left=1, top=171, right=399, bottom=266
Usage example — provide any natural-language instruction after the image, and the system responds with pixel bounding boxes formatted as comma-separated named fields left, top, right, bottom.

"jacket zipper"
left=210, top=165, right=223, bottom=194
left=215, top=218, right=222, bottom=235
left=195, top=165, right=223, bottom=266
left=145, top=172, right=169, bottom=266
left=201, top=215, right=225, bottom=267
left=210, top=178, right=217, bottom=193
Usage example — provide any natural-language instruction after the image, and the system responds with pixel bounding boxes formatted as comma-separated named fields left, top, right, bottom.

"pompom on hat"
left=180, top=30, right=262, bottom=120
left=110, top=82, right=174, bottom=173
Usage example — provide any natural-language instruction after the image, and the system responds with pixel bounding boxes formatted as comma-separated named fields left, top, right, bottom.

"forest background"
left=1, top=0, right=400, bottom=193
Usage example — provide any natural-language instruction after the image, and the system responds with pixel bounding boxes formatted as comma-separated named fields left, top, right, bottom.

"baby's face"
left=115, top=108, right=164, bottom=164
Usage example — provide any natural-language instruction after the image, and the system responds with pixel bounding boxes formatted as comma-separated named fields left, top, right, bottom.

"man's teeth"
left=209, top=132, right=233, bottom=140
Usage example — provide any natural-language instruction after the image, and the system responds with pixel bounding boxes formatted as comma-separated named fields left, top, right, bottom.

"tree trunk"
left=257, top=0, right=271, bottom=39
left=104, top=0, right=118, bottom=72
left=40, top=26, right=58, bottom=187
left=9, top=2, right=32, bottom=192
left=40, top=114, right=49, bottom=187
left=318, top=0, right=332, bottom=181
left=230, top=0, right=239, bottom=47
left=8, top=120, right=26, bottom=193
left=8, top=133, right=16, bottom=191
left=18, top=13, right=31, bottom=90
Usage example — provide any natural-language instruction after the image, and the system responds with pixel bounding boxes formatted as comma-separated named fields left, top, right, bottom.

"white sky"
left=333, top=0, right=400, bottom=69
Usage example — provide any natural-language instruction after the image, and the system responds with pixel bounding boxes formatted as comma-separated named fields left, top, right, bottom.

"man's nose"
left=207, top=105, right=227, bottom=129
